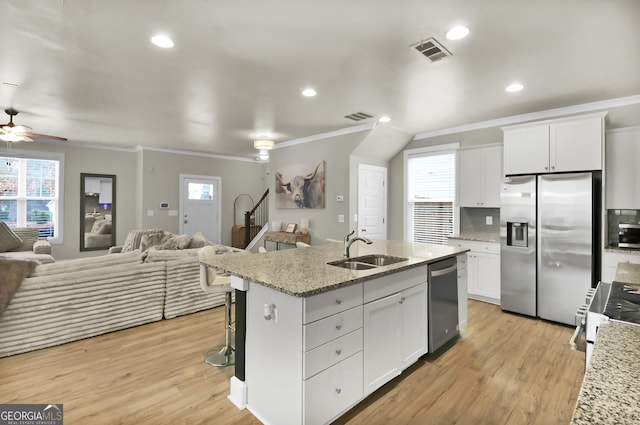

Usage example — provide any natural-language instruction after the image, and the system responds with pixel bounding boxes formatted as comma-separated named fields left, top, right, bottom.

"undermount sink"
left=327, top=254, right=408, bottom=270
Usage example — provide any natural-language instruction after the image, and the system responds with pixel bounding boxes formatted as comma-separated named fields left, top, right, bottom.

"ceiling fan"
left=0, top=108, right=67, bottom=143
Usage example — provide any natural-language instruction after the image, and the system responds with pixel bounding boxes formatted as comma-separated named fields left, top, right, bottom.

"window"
left=404, top=144, right=458, bottom=245
left=0, top=151, right=64, bottom=243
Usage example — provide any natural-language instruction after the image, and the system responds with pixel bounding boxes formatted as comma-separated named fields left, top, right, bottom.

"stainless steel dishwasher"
left=428, top=257, right=459, bottom=353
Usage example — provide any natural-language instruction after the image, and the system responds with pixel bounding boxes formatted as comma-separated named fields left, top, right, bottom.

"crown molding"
left=413, top=94, right=640, bottom=141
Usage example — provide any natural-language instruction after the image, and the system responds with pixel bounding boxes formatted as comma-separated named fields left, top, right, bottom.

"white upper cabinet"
left=605, top=127, right=640, bottom=209
left=458, top=145, right=502, bottom=208
left=502, top=112, right=606, bottom=176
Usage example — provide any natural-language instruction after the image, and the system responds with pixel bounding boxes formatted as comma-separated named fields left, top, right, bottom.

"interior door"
left=358, top=164, right=387, bottom=240
left=179, top=174, right=221, bottom=243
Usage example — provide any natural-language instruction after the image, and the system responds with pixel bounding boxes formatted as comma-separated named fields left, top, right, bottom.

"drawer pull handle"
left=335, top=299, right=342, bottom=305
left=335, top=324, right=342, bottom=330
left=335, top=349, right=342, bottom=355
left=335, top=388, right=342, bottom=394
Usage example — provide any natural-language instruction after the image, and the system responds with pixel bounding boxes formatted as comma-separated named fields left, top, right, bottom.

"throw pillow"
left=121, top=229, right=165, bottom=252
left=140, top=232, right=169, bottom=252
left=158, top=234, right=191, bottom=250
left=0, top=222, right=23, bottom=253
left=90, top=219, right=105, bottom=233
left=96, top=221, right=112, bottom=235
left=9, top=228, right=38, bottom=252
left=188, top=231, right=208, bottom=249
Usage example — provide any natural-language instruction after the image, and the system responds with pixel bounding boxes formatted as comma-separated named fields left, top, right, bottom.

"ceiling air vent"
left=412, top=37, right=452, bottom=62
left=344, top=112, right=375, bottom=122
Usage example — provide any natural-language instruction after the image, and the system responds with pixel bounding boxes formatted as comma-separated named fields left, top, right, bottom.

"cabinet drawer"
left=363, top=265, right=428, bottom=304
left=304, top=305, right=363, bottom=351
left=304, top=282, right=363, bottom=324
left=449, top=239, right=500, bottom=255
left=304, top=351, right=363, bottom=425
left=303, top=328, right=362, bottom=379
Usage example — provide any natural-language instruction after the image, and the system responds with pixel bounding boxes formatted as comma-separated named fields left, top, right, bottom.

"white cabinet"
left=362, top=266, right=428, bottom=396
left=245, top=282, right=363, bottom=425
left=503, top=113, right=605, bottom=175
left=468, top=251, right=500, bottom=302
left=605, top=128, right=640, bottom=209
left=457, top=145, right=502, bottom=208
left=448, top=238, right=500, bottom=305
left=99, top=180, right=112, bottom=204
left=601, top=251, right=640, bottom=283
left=245, top=266, right=430, bottom=425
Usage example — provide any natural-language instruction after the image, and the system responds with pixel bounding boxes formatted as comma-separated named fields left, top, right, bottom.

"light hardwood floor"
left=0, top=300, right=584, bottom=425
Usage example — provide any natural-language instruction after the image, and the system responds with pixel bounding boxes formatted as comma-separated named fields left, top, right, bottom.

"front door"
left=179, top=174, right=221, bottom=244
left=358, top=164, right=387, bottom=240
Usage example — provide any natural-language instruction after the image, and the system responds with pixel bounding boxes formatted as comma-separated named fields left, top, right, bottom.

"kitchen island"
left=201, top=239, right=467, bottom=425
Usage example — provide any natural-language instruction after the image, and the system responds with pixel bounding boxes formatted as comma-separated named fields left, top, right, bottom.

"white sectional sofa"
left=0, top=230, right=244, bottom=358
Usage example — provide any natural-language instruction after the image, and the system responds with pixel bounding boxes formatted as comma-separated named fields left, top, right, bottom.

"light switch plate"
left=486, top=216, right=493, bottom=225
left=168, top=210, right=178, bottom=216
left=147, top=210, right=154, bottom=217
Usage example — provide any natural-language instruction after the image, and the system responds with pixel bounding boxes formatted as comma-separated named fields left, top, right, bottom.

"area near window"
left=404, top=143, right=458, bottom=245
left=0, top=150, right=64, bottom=244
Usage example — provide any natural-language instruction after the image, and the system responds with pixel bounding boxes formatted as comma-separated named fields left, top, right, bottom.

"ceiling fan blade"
left=24, top=132, right=68, bottom=142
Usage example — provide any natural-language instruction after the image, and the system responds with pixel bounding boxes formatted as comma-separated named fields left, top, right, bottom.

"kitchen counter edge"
left=201, top=240, right=469, bottom=298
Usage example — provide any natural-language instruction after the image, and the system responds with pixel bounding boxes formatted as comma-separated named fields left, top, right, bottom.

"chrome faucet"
left=343, top=230, right=373, bottom=258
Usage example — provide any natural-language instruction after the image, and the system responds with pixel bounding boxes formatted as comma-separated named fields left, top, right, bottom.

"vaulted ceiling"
left=1, top=0, right=639, bottom=160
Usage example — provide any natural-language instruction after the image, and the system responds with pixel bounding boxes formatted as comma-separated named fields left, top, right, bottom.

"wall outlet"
left=147, top=210, right=155, bottom=217
left=168, top=210, right=178, bottom=216
left=486, top=215, right=493, bottom=225
left=338, top=214, right=345, bottom=223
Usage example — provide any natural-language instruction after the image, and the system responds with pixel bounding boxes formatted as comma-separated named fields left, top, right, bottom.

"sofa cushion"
left=10, top=228, right=39, bottom=252
left=0, top=222, right=23, bottom=253
left=121, top=229, right=165, bottom=252
left=30, top=249, right=143, bottom=277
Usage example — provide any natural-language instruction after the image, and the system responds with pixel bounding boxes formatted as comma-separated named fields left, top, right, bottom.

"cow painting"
left=275, top=161, right=325, bottom=209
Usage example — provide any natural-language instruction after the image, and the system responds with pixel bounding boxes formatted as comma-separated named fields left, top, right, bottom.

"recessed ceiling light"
left=506, top=83, right=524, bottom=92
left=378, top=116, right=391, bottom=123
left=151, top=35, right=174, bottom=48
left=446, top=26, right=470, bottom=40
left=302, top=88, right=317, bottom=97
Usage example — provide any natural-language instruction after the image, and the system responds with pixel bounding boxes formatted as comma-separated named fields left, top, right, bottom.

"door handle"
left=430, top=265, right=457, bottom=277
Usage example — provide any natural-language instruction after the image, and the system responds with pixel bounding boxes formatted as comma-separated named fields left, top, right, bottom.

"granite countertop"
left=447, top=232, right=499, bottom=243
left=605, top=245, right=640, bottom=255
left=570, top=320, right=640, bottom=425
left=615, top=262, right=640, bottom=285
left=201, top=239, right=468, bottom=297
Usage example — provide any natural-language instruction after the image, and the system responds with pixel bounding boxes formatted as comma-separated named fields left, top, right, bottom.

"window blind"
left=407, top=150, right=455, bottom=245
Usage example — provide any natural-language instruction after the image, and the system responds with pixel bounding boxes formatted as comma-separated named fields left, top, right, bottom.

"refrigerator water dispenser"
left=507, top=222, right=528, bottom=247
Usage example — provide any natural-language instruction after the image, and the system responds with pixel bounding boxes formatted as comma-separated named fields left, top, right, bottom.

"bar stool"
left=198, top=246, right=234, bottom=367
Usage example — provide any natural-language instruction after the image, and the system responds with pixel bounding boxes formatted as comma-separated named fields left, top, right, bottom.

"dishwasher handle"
left=430, top=264, right=457, bottom=278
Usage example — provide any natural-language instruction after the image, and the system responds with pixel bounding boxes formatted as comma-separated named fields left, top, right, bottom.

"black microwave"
left=619, top=223, right=640, bottom=249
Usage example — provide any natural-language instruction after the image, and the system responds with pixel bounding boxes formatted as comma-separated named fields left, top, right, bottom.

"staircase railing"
left=243, top=189, right=269, bottom=249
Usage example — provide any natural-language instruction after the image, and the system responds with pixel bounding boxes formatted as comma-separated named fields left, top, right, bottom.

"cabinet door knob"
left=335, top=299, right=342, bottom=305
left=335, top=388, right=342, bottom=394
left=335, top=324, right=342, bottom=330
left=335, top=349, right=342, bottom=355
left=399, top=297, right=405, bottom=304
left=544, top=166, right=549, bottom=170
left=551, top=166, right=555, bottom=170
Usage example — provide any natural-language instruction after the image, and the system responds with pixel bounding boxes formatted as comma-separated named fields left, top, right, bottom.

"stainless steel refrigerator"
left=500, top=172, right=600, bottom=325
